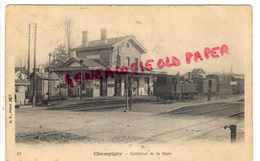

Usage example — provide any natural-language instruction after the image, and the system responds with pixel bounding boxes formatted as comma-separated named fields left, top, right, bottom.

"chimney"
left=188, top=72, right=192, bottom=80
left=82, top=30, right=89, bottom=47
left=101, top=28, right=107, bottom=44
left=38, top=65, right=45, bottom=74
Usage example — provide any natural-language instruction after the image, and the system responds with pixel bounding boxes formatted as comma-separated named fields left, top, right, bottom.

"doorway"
left=133, top=77, right=139, bottom=96
left=100, top=78, right=107, bottom=96
left=144, top=78, right=150, bottom=95
left=115, top=77, right=121, bottom=96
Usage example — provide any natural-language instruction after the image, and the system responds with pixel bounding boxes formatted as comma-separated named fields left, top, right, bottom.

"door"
left=208, top=80, right=212, bottom=93
left=203, top=79, right=208, bottom=94
left=133, top=77, right=139, bottom=96
left=100, top=79, right=107, bottom=96
left=115, top=77, right=121, bottom=96
left=15, top=86, right=25, bottom=105
left=144, top=78, right=149, bottom=95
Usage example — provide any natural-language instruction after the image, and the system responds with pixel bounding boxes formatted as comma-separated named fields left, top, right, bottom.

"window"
left=18, top=72, right=22, bottom=79
left=85, top=81, right=90, bottom=89
left=116, top=55, right=121, bottom=67
left=127, top=43, right=130, bottom=48
left=122, top=43, right=124, bottom=47
left=135, top=58, right=138, bottom=69
left=126, top=57, right=130, bottom=66
left=117, top=46, right=120, bottom=54
left=15, top=86, right=19, bottom=92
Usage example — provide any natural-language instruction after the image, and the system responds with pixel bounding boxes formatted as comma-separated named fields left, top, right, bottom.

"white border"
left=0, top=1, right=259, bottom=161
left=0, top=1, right=5, bottom=161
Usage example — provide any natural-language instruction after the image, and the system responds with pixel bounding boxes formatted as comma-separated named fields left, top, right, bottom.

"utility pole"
left=27, top=24, right=31, bottom=99
left=47, top=53, right=51, bottom=105
left=33, top=23, right=37, bottom=107
left=92, top=81, right=95, bottom=101
left=129, top=76, right=132, bottom=111
left=79, top=59, right=83, bottom=101
left=125, top=76, right=128, bottom=111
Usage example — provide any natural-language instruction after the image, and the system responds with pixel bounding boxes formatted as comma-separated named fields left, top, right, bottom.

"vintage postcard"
left=5, top=5, right=252, bottom=161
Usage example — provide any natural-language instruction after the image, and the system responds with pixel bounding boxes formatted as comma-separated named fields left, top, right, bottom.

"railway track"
left=135, top=102, right=244, bottom=144
left=166, top=102, right=244, bottom=118
left=16, top=101, right=244, bottom=144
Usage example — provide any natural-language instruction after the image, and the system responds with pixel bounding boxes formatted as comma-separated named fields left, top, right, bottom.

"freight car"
left=192, top=77, right=217, bottom=95
left=206, top=74, right=237, bottom=97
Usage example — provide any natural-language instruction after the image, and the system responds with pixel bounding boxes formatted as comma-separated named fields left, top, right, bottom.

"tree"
left=61, top=16, right=75, bottom=59
left=15, top=56, right=27, bottom=68
left=50, top=44, right=68, bottom=67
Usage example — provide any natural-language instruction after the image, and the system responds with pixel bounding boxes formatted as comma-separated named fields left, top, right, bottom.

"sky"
left=6, top=5, right=251, bottom=75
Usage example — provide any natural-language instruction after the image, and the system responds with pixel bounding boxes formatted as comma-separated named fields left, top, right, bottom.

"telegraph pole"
left=129, top=76, right=132, bottom=111
left=27, top=24, right=31, bottom=98
left=125, top=76, right=128, bottom=111
left=79, top=59, right=83, bottom=101
left=33, top=23, right=37, bottom=107
left=47, top=53, right=51, bottom=105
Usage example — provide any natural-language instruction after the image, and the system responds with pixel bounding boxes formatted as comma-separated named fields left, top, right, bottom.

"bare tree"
left=15, top=57, right=24, bottom=68
left=61, top=16, right=75, bottom=59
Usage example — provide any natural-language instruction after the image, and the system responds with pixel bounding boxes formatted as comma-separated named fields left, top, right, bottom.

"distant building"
left=191, top=68, right=206, bottom=79
left=29, top=69, right=61, bottom=102
left=15, top=67, right=28, bottom=79
left=15, top=67, right=30, bottom=106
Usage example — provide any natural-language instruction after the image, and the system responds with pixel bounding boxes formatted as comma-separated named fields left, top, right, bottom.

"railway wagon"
left=206, top=74, right=236, bottom=96
left=154, top=75, right=198, bottom=100
left=192, top=78, right=217, bottom=94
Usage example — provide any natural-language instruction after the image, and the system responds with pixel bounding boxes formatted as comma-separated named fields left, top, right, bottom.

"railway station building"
left=53, top=29, right=165, bottom=98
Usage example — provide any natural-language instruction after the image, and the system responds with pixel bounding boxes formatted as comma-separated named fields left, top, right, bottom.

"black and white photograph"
left=5, top=5, right=252, bottom=161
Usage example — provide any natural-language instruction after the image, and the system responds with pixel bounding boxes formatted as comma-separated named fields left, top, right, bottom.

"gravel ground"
left=15, top=96, right=245, bottom=145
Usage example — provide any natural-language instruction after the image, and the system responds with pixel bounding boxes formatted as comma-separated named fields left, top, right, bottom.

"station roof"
left=71, top=36, right=147, bottom=54
left=15, top=79, right=30, bottom=86
left=30, top=71, right=61, bottom=80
